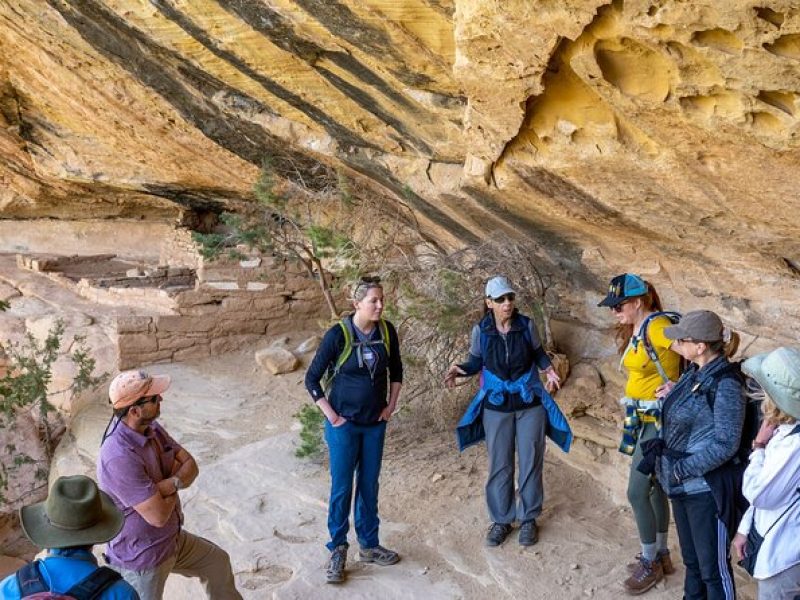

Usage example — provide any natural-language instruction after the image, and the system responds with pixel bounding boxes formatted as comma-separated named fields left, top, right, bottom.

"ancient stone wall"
left=116, top=255, right=336, bottom=369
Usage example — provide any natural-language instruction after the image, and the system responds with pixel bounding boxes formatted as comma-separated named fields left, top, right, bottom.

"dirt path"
left=59, top=341, right=755, bottom=599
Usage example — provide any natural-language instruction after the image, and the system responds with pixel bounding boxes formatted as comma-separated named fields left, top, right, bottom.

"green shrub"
left=294, top=404, right=325, bottom=459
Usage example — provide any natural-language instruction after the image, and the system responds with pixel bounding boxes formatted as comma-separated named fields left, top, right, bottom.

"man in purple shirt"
left=98, top=370, right=242, bottom=600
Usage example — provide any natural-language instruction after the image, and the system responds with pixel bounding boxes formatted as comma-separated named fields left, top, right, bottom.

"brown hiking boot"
left=658, top=549, right=675, bottom=575
left=624, top=556, right=663, bottom=595
left=626, top=550, right=675, bottom=575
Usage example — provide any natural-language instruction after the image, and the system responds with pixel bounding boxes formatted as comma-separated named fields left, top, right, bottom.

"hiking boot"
left=658, top=549, right=675, bottom=575
left=518, top=520, right=538, bottom=546
left=624, top=556, right=663, bottom=595
left=626, top=550, right=675, bottom=575
left=485, top=522, right=513, bottom=547
left=326, top=544, right=347, bottom=584
left=359, top=544, right=400, bottom=566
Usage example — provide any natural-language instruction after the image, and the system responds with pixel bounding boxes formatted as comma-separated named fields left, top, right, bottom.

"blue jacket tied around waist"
left=456, top=369, right=572, bottom=452
left=454, top=312, right=572, bottom=453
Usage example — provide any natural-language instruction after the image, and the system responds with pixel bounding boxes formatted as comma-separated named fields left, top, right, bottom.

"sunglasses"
left=134, top=394, right=161, bottom=407
left=611, top=301, right=631, bottom=313
left=492, top=293, right=516, bottom=304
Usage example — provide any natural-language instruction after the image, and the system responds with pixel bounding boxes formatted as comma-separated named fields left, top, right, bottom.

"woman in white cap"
left=598, top=273, right=680, bottom=594
left=732, top=347, right=800, bottom=599
left=446, top=275, right=569, bottom=548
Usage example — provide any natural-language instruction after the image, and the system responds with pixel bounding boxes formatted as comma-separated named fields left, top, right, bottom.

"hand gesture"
left=544, top=367, right=561, bottom=393
left=655, top=380, right=675, bottom=399
left=330, top=414, right=347, bottom=427
left=444, top=364, right=466, bottom=389
left=754, top=421, right=778, bottom=447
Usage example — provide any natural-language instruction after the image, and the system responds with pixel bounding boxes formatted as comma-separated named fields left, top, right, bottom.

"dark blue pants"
left=671, top=492, right=736, bottom=600
left=324, top=420, right=386, bottom=551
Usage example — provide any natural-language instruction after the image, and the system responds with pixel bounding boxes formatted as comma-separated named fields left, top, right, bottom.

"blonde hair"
left=748, top=387, right=796, bottom=426
left=351, top=276, right=382, bottom=302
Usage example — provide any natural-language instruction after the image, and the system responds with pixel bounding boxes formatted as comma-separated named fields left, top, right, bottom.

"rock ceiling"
left=1, top=0, right=799, bottom=343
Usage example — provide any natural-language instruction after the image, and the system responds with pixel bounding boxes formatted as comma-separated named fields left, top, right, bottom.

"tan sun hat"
left=20, top=475, right=123, bottom=549
left=109, top=369, right=171, bottom=410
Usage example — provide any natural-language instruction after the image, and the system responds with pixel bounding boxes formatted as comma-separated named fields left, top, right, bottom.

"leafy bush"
left=0, top=319, right=106, bottom=504
left=294, top=404, right=325, bottom=459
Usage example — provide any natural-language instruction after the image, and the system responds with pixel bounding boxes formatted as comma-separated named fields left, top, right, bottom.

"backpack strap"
left=377, top=319, right=390, bottom=356
left=16, top=561, right=48, bottom=597
left=701, top=362, right=744, bottom=411
left=323, top=317, right=391, bottom=391
left=333, top=318, right=353, bottom=374
left=65, top=566, right=121, bottom=600
left=638, top=311, right=681, bottom=383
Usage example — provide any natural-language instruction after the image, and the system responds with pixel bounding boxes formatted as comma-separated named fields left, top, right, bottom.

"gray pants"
left=759, top=562, right=800, bottom=600
left=117, top=529, right=242, bottom=600
left=483, top=404, right=546, bottom=524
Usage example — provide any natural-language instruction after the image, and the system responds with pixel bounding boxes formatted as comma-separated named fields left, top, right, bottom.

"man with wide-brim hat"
left=97, top=369, right=242, bottom=600
left=0, top=475, right=139, bottom=598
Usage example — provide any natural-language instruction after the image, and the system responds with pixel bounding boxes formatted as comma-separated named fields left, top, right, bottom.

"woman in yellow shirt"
left=599, top=273, right=681, bottom=595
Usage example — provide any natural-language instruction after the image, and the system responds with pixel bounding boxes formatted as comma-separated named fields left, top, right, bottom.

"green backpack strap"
left=322, top=317, right=391, bottom=393
left=333, top=319, right=353, bottom=372
left=377, top=318, right=391, bottom=356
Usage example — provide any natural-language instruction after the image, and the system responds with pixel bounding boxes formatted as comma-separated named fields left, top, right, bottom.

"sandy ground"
left=87, top=344, right=750, bottom=600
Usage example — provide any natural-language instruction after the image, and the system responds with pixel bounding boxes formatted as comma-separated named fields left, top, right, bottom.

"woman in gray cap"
left=656, top=310, right=743, bottom=600
left=446, top=276, right=568, bottom=548
left=732, top=347, right=800, bottom=599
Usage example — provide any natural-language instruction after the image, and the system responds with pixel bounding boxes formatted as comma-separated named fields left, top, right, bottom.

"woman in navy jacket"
left=445, top=276, right=561, bottom=548
left=305, top=277, right=402, bottom=585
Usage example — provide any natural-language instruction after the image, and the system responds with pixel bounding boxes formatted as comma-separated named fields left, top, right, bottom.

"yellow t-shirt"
left=623, top=315, right=681, bottom=400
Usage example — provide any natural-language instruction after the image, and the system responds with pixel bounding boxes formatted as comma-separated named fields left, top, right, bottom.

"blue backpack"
left=17, top=561, right=121, bottom=600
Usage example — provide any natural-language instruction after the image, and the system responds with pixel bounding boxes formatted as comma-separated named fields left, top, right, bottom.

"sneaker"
left=624, top=556, right=663, bottom=595
left=326, top=544, right=347, bottom=584
left=359, top=544, right=400, bottom=566
left=485, top=522, right=513, bottom=547
left=518, top=520, right=538, bottom=546
left=626, top=550, right=675, bottom=575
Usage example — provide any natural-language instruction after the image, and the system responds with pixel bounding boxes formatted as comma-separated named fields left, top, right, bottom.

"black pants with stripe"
left=671, top=491, right=735, bottom=600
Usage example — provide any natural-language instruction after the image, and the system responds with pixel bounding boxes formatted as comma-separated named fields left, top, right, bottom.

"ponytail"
left=708, top=327, right=740, bottom=358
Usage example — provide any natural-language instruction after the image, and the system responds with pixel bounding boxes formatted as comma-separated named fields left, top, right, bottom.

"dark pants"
left=324, top=420, right=386, bottom=551
left=671, top=492, right=735, bottom=600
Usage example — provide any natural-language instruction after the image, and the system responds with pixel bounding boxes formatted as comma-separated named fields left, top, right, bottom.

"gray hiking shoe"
left=485, top=522, right=513, bottom=547
left=359, top=544, right=400, bottom=566
left=326, top=544, right=348, bottom=584
left=519, top=520, right=538, bottom=546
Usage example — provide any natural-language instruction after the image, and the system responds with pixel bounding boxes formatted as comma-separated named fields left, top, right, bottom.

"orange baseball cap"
left=109, top=370, right=171, bottom=410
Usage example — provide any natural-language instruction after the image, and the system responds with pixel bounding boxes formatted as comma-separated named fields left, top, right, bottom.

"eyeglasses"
left=134, top=394, right=161, bottom=407
left=492, top=293, right=516, bottom=304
